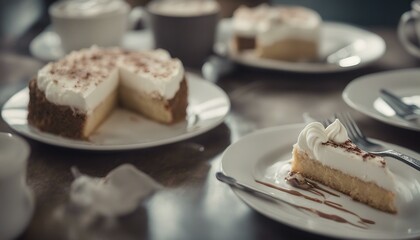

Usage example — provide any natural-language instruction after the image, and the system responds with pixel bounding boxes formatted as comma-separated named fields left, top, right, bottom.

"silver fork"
left=380, top=89, right=420, bottom=122
left=323, top=113, right=420, bottom=171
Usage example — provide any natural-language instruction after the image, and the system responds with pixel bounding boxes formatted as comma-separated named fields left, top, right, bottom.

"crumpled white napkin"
left=70, top=164, right=163, bottom=217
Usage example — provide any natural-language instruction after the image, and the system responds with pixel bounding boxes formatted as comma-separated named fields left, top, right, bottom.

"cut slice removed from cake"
left=291, top=119, right=397, bottom=213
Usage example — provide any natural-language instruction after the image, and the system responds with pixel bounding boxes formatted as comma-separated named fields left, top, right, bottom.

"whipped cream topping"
left=296, top=120, right=395, bottom=192
left=257, top=6, right=321, bottom=45
left=148, top=0, right=220, bottom=17
left=37, top=47, right=119, bottom=113
left=119, top=49, right=184, bottom=100
left=36, top=46, right=184, bottom=113
left=50, top=0, right=129, bottom=18
left=232, top=4, right=270, bottom=37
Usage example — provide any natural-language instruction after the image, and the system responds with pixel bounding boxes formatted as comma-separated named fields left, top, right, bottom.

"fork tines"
left=334, top=112, right=366, bottom=142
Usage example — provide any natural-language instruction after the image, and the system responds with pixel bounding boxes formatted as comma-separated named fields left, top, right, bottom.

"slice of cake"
left=28, top=47, right=188, bottom=140
left=256, top=6, right=321, bottom=61
left=118, top=49, right=187, bottom=124
left=291, top=119, right=397, bottom=213
left=231, top=4, right=270, bottom=52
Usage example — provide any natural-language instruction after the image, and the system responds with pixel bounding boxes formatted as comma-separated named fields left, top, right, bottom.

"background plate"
left=215, top=20, right=386, bottom=73
left=343, top=68, right=420, bottom=131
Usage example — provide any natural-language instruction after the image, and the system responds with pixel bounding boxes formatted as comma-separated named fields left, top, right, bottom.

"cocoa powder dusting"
left=323, top=140, right=364, bottom=156
left=322, top=140, right=382, bottom=162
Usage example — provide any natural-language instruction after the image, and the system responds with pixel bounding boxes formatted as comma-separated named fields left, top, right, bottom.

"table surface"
left=1, top=20, right=420, bottom=240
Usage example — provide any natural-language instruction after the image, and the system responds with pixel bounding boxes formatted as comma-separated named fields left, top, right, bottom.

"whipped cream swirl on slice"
left=296, top=119, right=395, bottom=192
left=297, top=122, right=327, bottom=160
left=325, top=119, right=349, bottom=143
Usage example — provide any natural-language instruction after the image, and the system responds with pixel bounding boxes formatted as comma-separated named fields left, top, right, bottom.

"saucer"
left=29, top=26, right=153, bottom=62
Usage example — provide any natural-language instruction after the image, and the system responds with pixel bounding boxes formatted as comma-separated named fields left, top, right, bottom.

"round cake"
left=28, top=46, right=188, bottom=139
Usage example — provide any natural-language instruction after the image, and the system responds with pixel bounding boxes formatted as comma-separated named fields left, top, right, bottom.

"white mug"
left=398, top=0, right=420, bottom=58
left=49, top=0, right=132, bottom=53
left=0, top=133, right=33, bottom=240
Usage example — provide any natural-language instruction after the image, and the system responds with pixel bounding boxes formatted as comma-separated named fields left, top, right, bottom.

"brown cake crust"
left=232, top=35, right=256, bottom=53
left=28, top=79, right=87, bottom=139
left=167, top=77, right=188, bottom=123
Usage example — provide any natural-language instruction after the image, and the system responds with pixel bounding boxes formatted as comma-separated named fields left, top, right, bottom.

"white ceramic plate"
left=214, top=19, right=386, bottom=73
left=29, top=28, right=154, bottom=62
left=1, top=73, right=230, bottom=150
left=343, top=68, right=420, bottom=131
left=221, top=124, right=420, bottom=239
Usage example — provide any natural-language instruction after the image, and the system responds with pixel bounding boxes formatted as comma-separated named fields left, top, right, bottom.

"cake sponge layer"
left=256, top=39, right=317, bottom=61
left=118, top=78, right=188, bottom=124
left=291, top=146, right=397, bottom=213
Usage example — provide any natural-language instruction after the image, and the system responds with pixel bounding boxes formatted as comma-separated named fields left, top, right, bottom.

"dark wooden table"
left=1, top=20, right=420, bottom=240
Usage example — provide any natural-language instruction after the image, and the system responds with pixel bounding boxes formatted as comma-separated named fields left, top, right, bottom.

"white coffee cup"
left=398, top=0, right=420, bottom=58
left=49, top=0, right=131, bottom=53
left=0, top=133, right=33, bottom=240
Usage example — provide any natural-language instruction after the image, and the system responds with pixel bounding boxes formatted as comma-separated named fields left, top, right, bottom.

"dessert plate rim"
left=343, top=68, right=420, bottom=132
left=1, top=72, right=230, bottom=150
left=215, top=19, right=386, bottom=73
left=220, top=123, right=420, bottom=239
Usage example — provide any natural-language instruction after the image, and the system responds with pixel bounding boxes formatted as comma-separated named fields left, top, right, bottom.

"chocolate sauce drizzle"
left=285, top=172, right=339, bottom=198
left=255, top=173, right=375, bottom=228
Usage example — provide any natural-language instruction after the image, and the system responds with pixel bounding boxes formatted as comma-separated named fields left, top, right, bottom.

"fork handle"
left=376, top=150, right=420, bottom=171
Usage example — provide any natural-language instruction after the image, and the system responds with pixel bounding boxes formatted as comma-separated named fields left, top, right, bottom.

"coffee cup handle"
left=128, top=6, right=145, bottom=30
left=398, top=10, right=420, bottom=58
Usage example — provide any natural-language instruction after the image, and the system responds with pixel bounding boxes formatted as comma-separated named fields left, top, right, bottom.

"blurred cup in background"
left=49, top=0, right=131, bottom=53
left=145, top=0, right=220, bottom=68
left=0, top=133, right=33, bottom=240
left=398, top=0, right=420, bottom=58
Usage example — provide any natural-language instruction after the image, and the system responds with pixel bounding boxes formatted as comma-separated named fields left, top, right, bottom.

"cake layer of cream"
left=232, top=4, right=270, bottom=37
left=36, top=47, right=184, bottom=114
left=119, top=49, right=184, bottom=100
left=295, top=120, right=395, bottom=192
left=257, top=6, right=321, bottom=46
left=37, top=47, right=119, bottom=114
